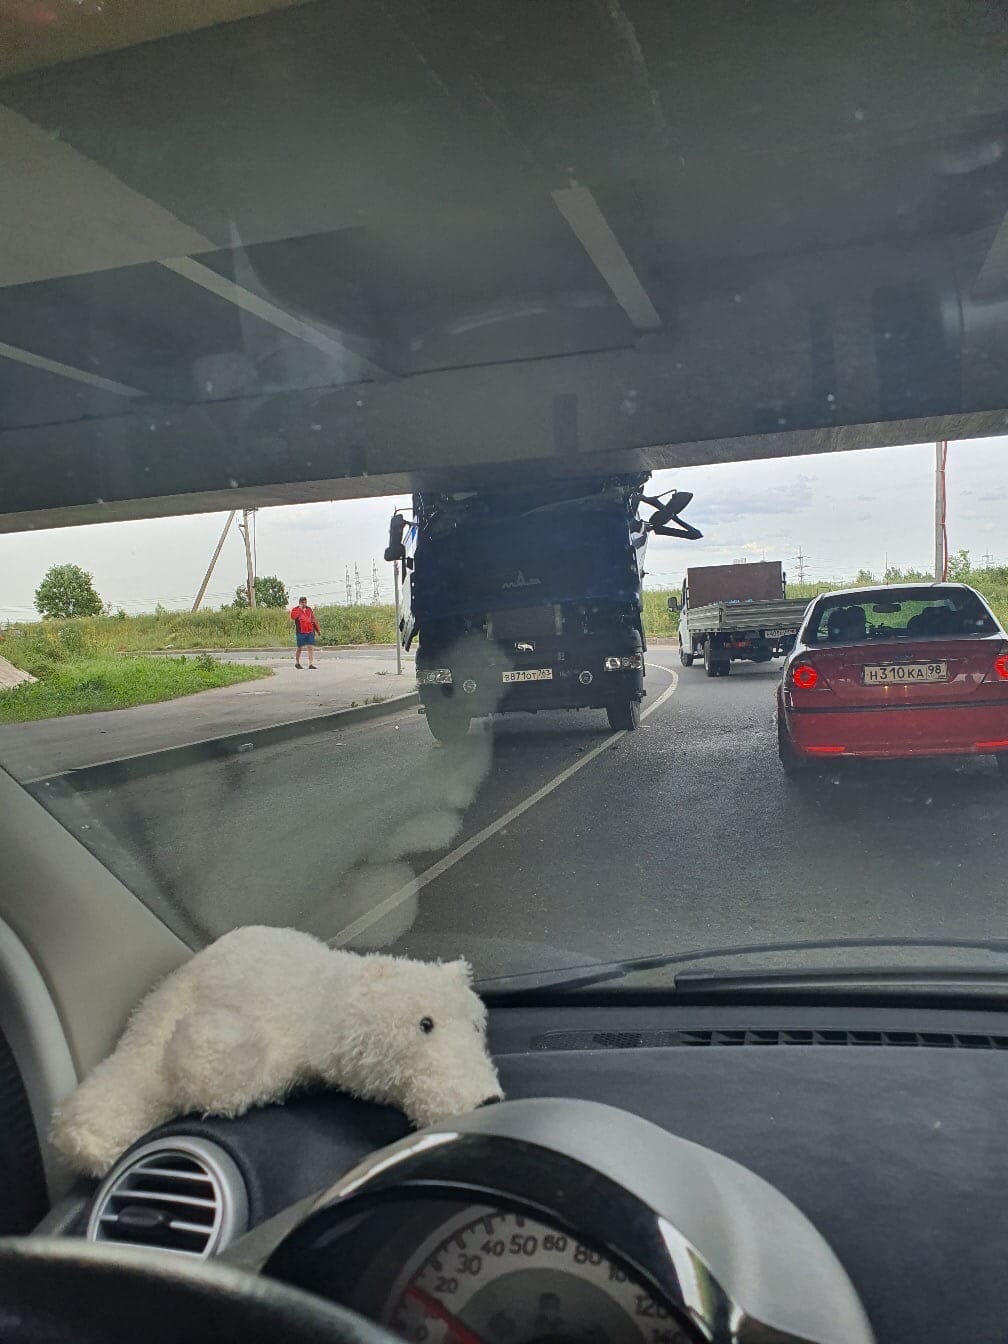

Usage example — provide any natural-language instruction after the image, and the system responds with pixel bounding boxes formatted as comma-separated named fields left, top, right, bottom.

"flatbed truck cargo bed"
left=683, top=598, right=811, bottom=635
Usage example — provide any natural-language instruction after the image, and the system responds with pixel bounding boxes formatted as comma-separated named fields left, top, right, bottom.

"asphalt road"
left=24, top=658, right=1008, bottom=976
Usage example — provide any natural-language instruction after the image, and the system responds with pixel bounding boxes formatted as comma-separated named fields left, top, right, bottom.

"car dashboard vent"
left=532, top=1028, right=1008, bottom=1051
left=87, top=1137, right=248, bottom=1258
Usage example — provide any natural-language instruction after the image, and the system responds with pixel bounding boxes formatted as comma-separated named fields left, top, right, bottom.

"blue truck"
left=385, top=474, right=701, bottom=742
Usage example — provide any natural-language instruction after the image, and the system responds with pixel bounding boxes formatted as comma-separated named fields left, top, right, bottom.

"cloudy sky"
left=1, top=435, right=1005, bottom=621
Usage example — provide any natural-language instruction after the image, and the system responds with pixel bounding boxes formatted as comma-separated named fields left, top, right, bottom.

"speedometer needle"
left=403, top=1286, right=488, bottom=1344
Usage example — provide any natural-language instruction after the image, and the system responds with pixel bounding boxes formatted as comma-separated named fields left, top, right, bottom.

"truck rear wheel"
left=424, top=700, right=471, bottom=743
left=703, top=639, right=729, bottom=678
left=679, top=639, right=694, bottom=667
left=607, top=698, right=640, bottom=731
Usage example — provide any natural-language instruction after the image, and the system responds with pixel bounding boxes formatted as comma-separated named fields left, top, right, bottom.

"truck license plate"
left=862, top=661, right=948, bottom=685
left=503, top=668, right=553, bottom=683
left=764, top=628, right=796, bottom=639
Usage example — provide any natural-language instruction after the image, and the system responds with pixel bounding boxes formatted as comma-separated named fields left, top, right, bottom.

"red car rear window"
left=805, top=588, right=998, bottom=644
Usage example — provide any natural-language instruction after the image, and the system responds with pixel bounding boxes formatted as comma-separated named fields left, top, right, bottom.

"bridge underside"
left=2, top=1, right=1007, bottom=531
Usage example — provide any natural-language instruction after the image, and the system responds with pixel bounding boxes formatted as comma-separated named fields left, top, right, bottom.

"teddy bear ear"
left=450, top=958, right=474, bottom=985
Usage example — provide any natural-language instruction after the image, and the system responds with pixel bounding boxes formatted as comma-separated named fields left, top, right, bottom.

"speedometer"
left=387, top=1206, right=692, bottom=1344
left=263, top=1099, right=876, bottom=1344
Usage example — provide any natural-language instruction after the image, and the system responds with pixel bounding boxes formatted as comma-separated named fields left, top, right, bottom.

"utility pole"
left=354, top=563, right=362, bottom=605
left=934, top=441, right=948, bottom=581
left=192, top=511, right=236, bottom=612
left=393, top=561, right=402, bottom=676
left=238, top=509, right=256, bottom=607
left=372, top=559, right=380, bottom=604
left=345, top=567, right=352, bottom=605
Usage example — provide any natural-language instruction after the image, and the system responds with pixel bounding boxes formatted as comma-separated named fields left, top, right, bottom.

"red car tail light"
left=994, top=652, right=1008, bottom=682
left=791, top=663, right=819, bottom=690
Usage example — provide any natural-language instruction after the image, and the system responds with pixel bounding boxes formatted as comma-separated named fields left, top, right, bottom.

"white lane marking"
left=0, top=340, right=145, bottom=397
left=330, top=665, right=679, bottom=946
left=160, top=256, right=391, bottom=380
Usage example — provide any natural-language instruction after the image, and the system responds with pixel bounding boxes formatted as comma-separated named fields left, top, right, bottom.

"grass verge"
left=0, top=655, right=271, bottom=724
left=2, top=576, right=1005, bottom=668
left=0, top=604, right=396, bottom=666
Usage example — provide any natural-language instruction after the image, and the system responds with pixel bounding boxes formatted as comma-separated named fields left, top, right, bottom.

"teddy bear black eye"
left=420, top=1017, right=435, bottom=1034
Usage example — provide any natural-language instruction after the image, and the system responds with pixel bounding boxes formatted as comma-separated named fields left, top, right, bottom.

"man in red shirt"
left=290, top=596, right=321, bottom=669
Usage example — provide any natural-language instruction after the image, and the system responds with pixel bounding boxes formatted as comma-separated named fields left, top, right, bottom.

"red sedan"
left=777, top=584, right=1008, bottom=777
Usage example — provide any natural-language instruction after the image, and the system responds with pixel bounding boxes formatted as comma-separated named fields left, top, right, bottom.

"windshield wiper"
left=478, top=936, right=1008, bottom=999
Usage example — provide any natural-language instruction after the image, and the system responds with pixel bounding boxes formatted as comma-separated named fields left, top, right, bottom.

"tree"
left=232, top=575, right=289, bottom=609
left=884, top=564, right=931, bottom=584
left=947, top=548, right=971, bottom=582
left=34, top=563, right=104, bottom=619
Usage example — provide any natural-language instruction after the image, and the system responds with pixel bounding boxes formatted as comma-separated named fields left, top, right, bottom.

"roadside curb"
left=27, top=691, right=419, bottom=789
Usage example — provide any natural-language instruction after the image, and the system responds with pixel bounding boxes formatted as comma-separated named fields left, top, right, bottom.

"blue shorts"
left=296, top=632, right=315, bottom=647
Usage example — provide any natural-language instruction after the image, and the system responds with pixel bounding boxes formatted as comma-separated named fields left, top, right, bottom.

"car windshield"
left=805, top=587, right=1000, bottom=644
left=3, top=3, right=1008, bottom=994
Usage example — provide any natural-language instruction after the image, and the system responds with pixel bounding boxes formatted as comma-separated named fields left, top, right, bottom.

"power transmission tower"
left=345, top=567, right=352, bottom=605
left=353, top=563, right=362, bottom=604
left=237, top=509, right=256, bottom=608
left=795, top=548, right=808, bottom=584
left=372, top=559, right=380, bottom=604
left=983, top=549, right=994, bottom=569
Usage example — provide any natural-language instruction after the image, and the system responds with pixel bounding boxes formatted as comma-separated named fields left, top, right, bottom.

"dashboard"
left=53, top=999, right=1008, bottom=1344
left=253, top=1098, right=872, bottom=1343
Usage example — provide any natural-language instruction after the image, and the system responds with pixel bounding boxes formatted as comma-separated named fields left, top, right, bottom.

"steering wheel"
left=0, top=1237, right=400, bottom=1344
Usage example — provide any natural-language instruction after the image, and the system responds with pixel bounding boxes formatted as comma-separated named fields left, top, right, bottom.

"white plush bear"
left=51, top=926, right=502, bottom=1177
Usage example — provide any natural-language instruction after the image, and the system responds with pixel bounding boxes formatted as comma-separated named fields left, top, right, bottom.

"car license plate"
left=862, top=661, right=948, bottom=685
left=765, top=628, right=796, bottom=639
left=503, top=668, right=553, bottom=683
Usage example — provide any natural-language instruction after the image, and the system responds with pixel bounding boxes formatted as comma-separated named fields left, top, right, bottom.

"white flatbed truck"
left=670, top=561, right=810, bottom=677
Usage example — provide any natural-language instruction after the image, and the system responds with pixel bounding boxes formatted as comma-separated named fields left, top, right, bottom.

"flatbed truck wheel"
left=703, top=638, right=729, bottom=678
left=679, top=639, right=694, bottom=667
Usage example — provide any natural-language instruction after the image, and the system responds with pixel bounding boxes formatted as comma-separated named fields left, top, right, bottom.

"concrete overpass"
left=2, top=0, right=1008, bottom=532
